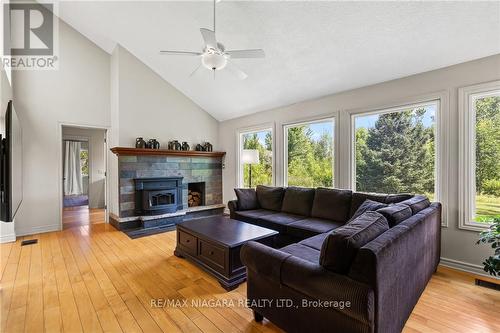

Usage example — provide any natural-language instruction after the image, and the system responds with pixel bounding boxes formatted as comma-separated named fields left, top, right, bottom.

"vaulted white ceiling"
left=55, top=1, right=500, bottom=121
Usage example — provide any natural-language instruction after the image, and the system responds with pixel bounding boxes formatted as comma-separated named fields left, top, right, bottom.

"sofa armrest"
left=241, top=241, right=374, bottom=325
left=241, top=241, right=291, bottom=281
left=227, top=200, right=239, bottom=219
left=281, top=256, right=374, bottom=325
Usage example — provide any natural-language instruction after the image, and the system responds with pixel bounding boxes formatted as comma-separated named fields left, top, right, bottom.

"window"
left=459, top=82, right=500, bottom=229
left=238, top=127, right=273, bottom=188
left=353, top=101, right=438, bottom=199
left=80, top=149, right=89, bottom=177
left=284, top=119, right=334, bottom=187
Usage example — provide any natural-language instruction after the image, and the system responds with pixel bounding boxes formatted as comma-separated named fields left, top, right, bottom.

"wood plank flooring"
left=1, top=216, right=499, bottom=333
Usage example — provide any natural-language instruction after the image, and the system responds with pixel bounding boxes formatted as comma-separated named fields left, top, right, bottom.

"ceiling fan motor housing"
left=202, top=48, right=227, bottom=70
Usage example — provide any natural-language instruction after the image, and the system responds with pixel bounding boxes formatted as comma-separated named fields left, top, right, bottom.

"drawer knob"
left=186, top=239, right=190, bottom=243
left=209, top=251, right=214, bottom=255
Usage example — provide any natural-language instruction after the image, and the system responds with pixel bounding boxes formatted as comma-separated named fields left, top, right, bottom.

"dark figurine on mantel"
left=168, top=140, right=182, bottom=150
left=181, top=142, right=190, bottom=151
left=136, top=137, right=146, bottom=148
left=146, top=139, right=160, bottom=149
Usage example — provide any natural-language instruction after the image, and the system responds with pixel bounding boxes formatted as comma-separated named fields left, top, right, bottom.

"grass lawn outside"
left=475, top=194, right=500, bottom=223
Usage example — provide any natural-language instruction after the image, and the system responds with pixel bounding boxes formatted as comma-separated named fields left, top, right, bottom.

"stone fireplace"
left=109, top=148, right=225, bottom=233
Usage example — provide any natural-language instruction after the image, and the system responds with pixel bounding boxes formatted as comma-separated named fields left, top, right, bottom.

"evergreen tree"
left=356, top=108, right=434, bottom=194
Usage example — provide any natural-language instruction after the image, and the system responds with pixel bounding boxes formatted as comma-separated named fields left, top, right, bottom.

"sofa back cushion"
left=350, top=199, right=388, bottom=221
left=256, top=186, right=285, bottom=211
left=281, top=187, right=316, bottom=216
left=399, top=195, right=430, bottom=214
left=386, top=193, right=414, bottom=204
left=350, top=192, right=388, bottom=217
left=234, top=188, right=259, bottom=211
left=377, top=203, right=412, bottom=227
left=311, top=188, right=352, bottom=222
left=319, top=211, right=389, bottom=274
left=350, top=192, right=414, bottom=217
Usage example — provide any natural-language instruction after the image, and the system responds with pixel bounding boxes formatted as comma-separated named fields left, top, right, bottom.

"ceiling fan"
left=160, top=0, right=265, bottom=80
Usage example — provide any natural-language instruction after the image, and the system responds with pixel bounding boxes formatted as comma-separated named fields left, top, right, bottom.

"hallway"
left=62, top=206, right=105, bottom=229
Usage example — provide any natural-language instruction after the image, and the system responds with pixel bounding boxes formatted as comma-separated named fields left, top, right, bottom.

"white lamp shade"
left=241, top=149, right=260, bottom=164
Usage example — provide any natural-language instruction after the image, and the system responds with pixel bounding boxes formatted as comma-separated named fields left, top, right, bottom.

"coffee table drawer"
left=178, top=230, right=197, bottom=255
left=199, top=240, right=226, bottom=272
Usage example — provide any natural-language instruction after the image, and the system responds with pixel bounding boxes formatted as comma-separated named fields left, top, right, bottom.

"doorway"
left=62, top=126, right=107, bottom=229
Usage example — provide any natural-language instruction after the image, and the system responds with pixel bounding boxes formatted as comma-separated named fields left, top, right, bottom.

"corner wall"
left=219, top=54, right=500, bottom=274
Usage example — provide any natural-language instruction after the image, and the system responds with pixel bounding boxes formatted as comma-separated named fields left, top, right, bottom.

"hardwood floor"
left=1, top=218, right=499, bottom=333
left=62, top=206, right=105, bottom=229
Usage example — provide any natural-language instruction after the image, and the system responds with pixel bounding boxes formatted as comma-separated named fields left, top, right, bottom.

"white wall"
left=219, top=54, right=500, bottom=274
left=62, top=127, right=106, bottom=209
left=116, top=46, right=219, bottom=148
left=12, top=20, right=111, bottom=236
left=0, top=63, right=16, bottom=243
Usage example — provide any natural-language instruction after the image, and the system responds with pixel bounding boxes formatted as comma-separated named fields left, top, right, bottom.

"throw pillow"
left=377, top=203, right=412, bottom=227
left=319, top=211, right=389, bottom=274
left=350, top=199, right=388, bottom=221
left=399, top=195, right=430, bottom=214
left=234, top=188, right=259, bottom=211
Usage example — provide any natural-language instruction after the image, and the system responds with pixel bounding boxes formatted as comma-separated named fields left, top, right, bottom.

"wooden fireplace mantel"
left=110, top=147, right=226, bottom=158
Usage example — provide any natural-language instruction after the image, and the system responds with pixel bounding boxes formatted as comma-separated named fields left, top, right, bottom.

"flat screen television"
left=1, top=100, right=23, bottom=222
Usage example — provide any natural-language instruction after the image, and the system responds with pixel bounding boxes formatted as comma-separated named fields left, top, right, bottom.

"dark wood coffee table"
left=174, top=216, right=278, bottom=291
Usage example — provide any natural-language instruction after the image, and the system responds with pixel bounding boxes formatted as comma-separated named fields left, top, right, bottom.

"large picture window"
left=238, top=127, right=273, bottom=188
left=284, top=119, right=334, bottom=187
left=459, top=82, right=500, bottom=229
left=353, top=101, right=438, bottom=199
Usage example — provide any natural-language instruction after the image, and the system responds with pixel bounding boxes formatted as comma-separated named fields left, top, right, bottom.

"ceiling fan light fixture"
left=201, top=52, right=227, bottom=70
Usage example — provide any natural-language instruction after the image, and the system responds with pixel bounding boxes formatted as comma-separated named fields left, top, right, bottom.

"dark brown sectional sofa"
left=228, top=186, right=441, bottom=333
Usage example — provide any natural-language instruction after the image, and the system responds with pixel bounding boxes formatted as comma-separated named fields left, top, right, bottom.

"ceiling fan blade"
left=226, top=61, right=248, bottom=80
left=225, top=49, right=265, bottom=59
left=200, top=28, right=217, bottom=49
left=189, top=63, right=202, bottom=77
left=160, top=50, right=202, bottom=56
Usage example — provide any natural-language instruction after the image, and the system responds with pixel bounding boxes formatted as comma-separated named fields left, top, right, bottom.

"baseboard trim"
left=0, top=232, right=16, bottom=243
left=15, top=224, right=61, bottom=237
left=439, top=257, right=497, bottom=279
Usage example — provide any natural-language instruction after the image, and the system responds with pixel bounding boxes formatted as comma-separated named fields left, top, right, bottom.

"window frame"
left=283, top=117, right=336, bottom=188
left=349, top=98, right=447, bottom=226
left=236, top=123, right=275, bottom=188
left=458, top=81, right=500, bottom=231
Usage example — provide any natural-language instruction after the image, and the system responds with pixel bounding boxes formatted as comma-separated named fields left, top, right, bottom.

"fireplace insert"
left=134, top=177, right=183, bottom=215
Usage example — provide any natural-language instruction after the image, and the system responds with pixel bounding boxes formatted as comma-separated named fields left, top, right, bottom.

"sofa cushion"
left=377, top=203, right=412, bottom=227
left=280, top=243, right=320, bottom=263
left=299, top=233, right=329, bottom=251
left=287, top=218, right=344, bottom=239
left=281, top=187, right=316, bottom=216
left=399, top=195, right=430, bottom=214
left=234, top=209, right=275, bottom=224
left=256, top=186, right=285, bottom=211
left=311, top=188, right=352, bottom=222
left=257, top=212, right=305, bottom=233
left=234, top=188, right=259, bottom=210
left=386, top=193, right=414, bottom=204
left=319, top=211, right=389, bottom=274
left=349, top=192, right=388, bottom=217
left=350, top=199, right=388, bottom=221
